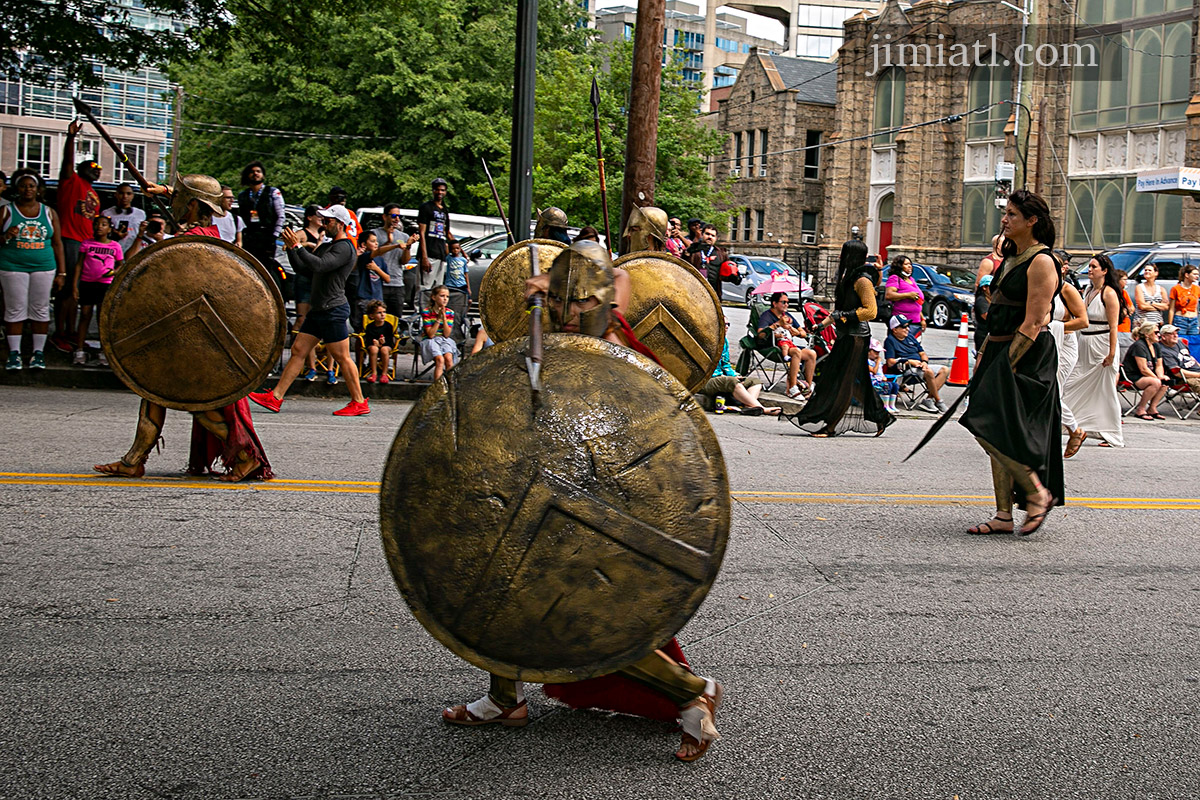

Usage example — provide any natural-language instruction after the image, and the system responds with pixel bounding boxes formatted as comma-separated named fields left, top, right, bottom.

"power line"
left=705, top=100, right=1008, bottom=166
left=1056, top=0, right=1192, bottom=58
left=180, top=120, right=391, bottom=141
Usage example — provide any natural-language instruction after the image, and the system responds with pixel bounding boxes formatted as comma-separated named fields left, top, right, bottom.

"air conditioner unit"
left=730, top=167, right=741, bottom=177
left=758, top=167, right=767, bottom=177
left=801, top=233, right=817, bottom=245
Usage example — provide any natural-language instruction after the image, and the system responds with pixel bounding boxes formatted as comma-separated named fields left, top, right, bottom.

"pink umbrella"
left=750, top=269, right=803, bottom=296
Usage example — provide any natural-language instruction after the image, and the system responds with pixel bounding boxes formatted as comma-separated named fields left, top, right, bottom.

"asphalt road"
left=1, top=385, right=1198, bottom=800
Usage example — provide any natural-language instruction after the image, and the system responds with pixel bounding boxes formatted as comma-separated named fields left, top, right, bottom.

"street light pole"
left=509, top=0, right=537, bottom=240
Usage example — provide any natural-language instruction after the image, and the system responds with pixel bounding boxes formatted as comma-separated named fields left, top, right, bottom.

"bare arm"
left=59, top=121, right=81, bottom=184
left=1102, top=287, right=1119, bottom=367
left=1061, top=283, right=1089, bottom=333
left=368, top=261, right=390, bottom=283
left=1019, top=253, right=1056, bottom=340
left=48, top=209, right=66, bottom=290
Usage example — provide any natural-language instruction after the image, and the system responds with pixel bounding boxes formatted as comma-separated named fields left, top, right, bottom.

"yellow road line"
left=0, top=473, right=1197, bottom=510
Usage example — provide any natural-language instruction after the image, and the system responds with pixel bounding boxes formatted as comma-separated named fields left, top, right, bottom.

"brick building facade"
left=713, top=51, right=837, bottom=286
left=817, top=0, right=1200, bottom=274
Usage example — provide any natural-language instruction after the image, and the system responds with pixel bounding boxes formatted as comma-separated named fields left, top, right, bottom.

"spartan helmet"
left=622, top=206, right=667, bottom=253
left=170, top=174, right=226, bottom=220
left=547, top=241, right=615, bottom=338
left=534, top=207, right=569, bottom=242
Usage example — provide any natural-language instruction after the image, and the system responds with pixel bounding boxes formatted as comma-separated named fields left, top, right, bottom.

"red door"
left=879, top=221, right=892, bottom=263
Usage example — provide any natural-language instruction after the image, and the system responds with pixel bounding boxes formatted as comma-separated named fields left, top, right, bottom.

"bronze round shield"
left=379, top=334, right=731, bottom=682
left=478, top=239, right=567, bottom=344
left=100, top=237, right=287, bottom=412
left=613, top=252, right=725, bottom=393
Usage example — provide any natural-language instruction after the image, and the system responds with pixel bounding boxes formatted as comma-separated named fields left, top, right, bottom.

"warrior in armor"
left=622, top=205, right=668, bottom=255
left=93, top=174, right=273, bottom=482
left=440, top=240, right=723, bottom=762
left=533, top=206, right=571, bottom=244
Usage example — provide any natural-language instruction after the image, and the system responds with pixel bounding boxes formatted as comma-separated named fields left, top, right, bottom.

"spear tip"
left=590, top=75, right=600, bottom=107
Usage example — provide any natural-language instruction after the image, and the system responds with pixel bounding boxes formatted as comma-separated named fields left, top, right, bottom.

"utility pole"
left=509, top=0, right=538, bottom=240
left=620, top=0, right=665, bottom=254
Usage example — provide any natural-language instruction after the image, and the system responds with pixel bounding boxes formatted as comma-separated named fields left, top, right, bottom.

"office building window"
left=746, top=132, right=755, bottom=177
left=75, top=139, right=101, bottom=167
left=17, top=132, right=54, bottom=177
left=1072, top=22, right=1191, bottom=130
left=756, top=210, right=765, bottom=242
left=115, top=142, right=146, bottom=184
left=743, top=209, right=752, bottom=241
left=804, top=130, right=821, bottom=179
left=759, top=129, right=768, bottom=175
left=733, top=132, right=742, bottom=176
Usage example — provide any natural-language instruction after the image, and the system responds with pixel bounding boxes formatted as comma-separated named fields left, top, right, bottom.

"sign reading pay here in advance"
left=1136, top=167, right=1200, bottom=194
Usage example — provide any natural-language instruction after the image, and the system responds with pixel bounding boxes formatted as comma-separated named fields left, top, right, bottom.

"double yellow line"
left=0, top=473, right=1197, bottom=510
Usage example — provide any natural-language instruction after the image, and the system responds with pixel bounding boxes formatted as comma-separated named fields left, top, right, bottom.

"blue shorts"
left=1173, top=316, right=1199, bottom=335
left=300, top=303, right=350, bottom=344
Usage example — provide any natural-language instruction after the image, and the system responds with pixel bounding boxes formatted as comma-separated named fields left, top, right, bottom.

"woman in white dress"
left=1063, top=254, right=1125, bottom=447
left=1051, top=272, right=1089, bottom=457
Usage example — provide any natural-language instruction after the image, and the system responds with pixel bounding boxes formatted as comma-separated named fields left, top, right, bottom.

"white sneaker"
left=935, top=399, right=949, bottom=413
left=72, top=350, right=86, bottom=366
left=97, top=352, right=108, bottom=367
left=918, top=398, right=938, bottom=413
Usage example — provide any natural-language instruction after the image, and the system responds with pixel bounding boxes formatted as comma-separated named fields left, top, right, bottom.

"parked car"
left=720, top=255, right=813, bottom=305
left=877, top=262, right=975, bottom=328
left=1073, top=241, right=1200, bottom=299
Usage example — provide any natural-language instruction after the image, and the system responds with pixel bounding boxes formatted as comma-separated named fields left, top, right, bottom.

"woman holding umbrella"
left=782, top=238, right=894, bottom=437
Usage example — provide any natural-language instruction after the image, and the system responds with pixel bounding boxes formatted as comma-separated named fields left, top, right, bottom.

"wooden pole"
left=620, top=0, right=665, bottom=255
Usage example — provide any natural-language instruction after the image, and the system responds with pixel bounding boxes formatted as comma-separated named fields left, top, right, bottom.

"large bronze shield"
left=478, top=239, right=567, bottom=343
left=613, top=252, right=725, bottom=393
left=100, top=237, right=287, bottom=412
left=379, top=334, right=731, bottom=682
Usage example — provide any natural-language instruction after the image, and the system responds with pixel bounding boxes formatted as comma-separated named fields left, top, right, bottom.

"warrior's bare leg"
left=442, top=674, right=528, bottom=726
left=94, top=399, right=164, bottom=477
left=194, top=409, right=261, bottom=482
left=621, top=650, right=722, bottom=761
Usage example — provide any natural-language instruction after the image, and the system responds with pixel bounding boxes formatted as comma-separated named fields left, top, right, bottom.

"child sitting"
left=362, top=300, right=397, bottom=384
left=74, top=215, right=124, bottom=366
left=868, top=338, right=899, bottom=412
left=420, top=285, right=456, bottom=380
left=444, top=241, right=470, bottom=299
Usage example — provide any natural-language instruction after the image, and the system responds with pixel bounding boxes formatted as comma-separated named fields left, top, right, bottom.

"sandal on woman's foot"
left=677, top=681, right=723, bottom=762
left=1064, top=428, right=1087, bottom=459
left=741, top=406, right=764, bottom=417
left=1150, top=412, right=1166, bottom=420
left=442, top=697, right=528, bottom=727
left=1136, top=413, right=1155, bottom=421
left=967, top=517, right=1014, bottom=535
left=763, top=406, right=782, bottom=416
left=93, top=460, right=145, bottom=478
left=217, top=457, right=261, bottom=482
left=1019, top=493, right=1056, bottom=537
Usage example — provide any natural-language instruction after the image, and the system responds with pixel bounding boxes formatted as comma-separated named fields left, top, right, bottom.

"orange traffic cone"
left=947, top=312, right=971, bottom=387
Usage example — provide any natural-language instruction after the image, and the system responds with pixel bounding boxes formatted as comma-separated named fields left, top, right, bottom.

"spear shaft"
left=525, top=241, right=543, bottom=407
left=481, top=158, right=515, bottom=247
left=72, top=97, right=179, bottom=233
left=590, top=76, right=613, bottom=253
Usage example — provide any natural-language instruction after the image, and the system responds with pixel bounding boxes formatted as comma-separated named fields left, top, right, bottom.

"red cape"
left=542, top=639, right=691, bottom=722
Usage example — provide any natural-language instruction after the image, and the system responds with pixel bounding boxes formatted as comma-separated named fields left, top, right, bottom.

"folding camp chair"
left=1165, top=367, right=1200, bottom=420
left=1116, top=365, right=1141, bottom=416
left=735, top=297, right=790, bottom=391
left=350, top=312, right=407, bottom=380
left=408, top=288, right=469, bottom=380
left=887, top=365, right=930, bottom=410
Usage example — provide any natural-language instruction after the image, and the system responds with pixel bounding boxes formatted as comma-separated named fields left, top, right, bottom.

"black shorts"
left=78, top=281, right=110, bottom=308
left=299, top=303, right=350, bottom=344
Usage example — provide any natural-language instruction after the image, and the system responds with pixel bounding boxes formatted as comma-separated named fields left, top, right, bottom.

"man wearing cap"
left=249, top=204, right=370, bottom=417
left=326, top=186, right=360, bottom=241
left=417, top=178, right=455, bottom=289
left=53, top=119, right=103, bottom=351
left=1159, top=324, right=1200, bottom=396
left=883, top=314, right=949, bottom=413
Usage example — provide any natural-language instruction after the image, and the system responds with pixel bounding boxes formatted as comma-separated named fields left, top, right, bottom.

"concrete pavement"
left=1, top=385, right=1198, bottom=799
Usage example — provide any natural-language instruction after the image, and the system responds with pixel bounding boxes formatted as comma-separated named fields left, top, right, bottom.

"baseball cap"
left=686, top=217, right=702, bottom=227
left=869, top=337, right=883, bottom=352
left=889, top=314, right=911, bottom=329
left=978, top=274, right=993, bottom=287
left=328, top=185, right=347, bottom=198
left=318, top=204, right=353, bottom=226
left=1160, top=324, right=1179, bottom=334
left=431, top=177, right=448, bottom=188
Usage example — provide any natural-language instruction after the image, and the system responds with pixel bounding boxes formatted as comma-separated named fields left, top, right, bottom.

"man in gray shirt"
left=371, top=203, right=418, bottom=317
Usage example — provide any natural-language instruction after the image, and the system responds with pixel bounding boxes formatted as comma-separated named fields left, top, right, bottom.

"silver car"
left=719, top=254, right=813, bottom=305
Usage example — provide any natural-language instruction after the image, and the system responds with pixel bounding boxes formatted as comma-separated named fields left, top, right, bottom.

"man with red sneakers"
left=249, top=204, right=369, bottom=417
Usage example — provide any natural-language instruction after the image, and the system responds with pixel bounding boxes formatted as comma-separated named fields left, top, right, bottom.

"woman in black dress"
left=961, top=190, right=1064, bottom=536
left=782, top=239, right=894, bottom=437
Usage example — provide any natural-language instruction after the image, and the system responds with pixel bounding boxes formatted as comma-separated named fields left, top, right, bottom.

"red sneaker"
left=248, top=391, right=283, bottom=413
left=333, top=400, right=370, bottom=416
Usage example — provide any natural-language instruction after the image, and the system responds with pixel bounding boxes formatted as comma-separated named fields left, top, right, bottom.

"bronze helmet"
left=547, top=241, right=615, bottom=338
left=170, top=174, right=226, bottom=220
left=622, top=206, right=667, bottom=252
left=534, top=207, right=569, bottom=239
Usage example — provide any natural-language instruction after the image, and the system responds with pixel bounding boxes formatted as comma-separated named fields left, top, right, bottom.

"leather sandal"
left=676, top=682, right=723, bottom=762
left=217, top=456, right=261, bottom=483
left=967, top=517, right=1014, bottom=535
left=93, top=460, right=145, bottom=478
left=1064, top=428, right=1087, bottom=459
left=1019, top=492, right=1056, bottom=537
left=442, top=699, right=529, bottom=727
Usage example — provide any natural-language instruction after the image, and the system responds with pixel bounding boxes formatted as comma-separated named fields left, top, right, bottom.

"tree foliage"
left=169, top=0, right=729, bottom=225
